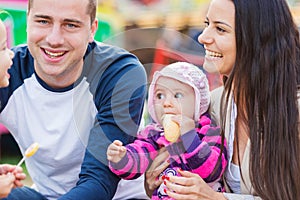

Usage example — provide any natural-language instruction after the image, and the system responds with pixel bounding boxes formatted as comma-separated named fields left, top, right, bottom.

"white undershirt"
left=224, top=100, right=241, bottom=193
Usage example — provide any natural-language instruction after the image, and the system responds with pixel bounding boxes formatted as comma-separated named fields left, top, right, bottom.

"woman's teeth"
left=206, top=50, right=223, bottom=58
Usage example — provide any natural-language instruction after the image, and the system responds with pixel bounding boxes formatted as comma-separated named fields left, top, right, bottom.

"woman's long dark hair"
left=221, top=0, right=300, bottom=199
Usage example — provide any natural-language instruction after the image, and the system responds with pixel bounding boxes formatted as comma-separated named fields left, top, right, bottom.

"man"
left=0, top=0, right=147, bottom=199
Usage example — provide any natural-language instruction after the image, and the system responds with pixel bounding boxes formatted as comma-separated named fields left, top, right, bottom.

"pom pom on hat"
left=148, top=62, right=210, bottom=123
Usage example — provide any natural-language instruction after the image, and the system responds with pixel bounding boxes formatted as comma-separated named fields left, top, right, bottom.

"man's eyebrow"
left=63, top=19, right=83, bottom=25
left=33, top=14, right=83, bottom=24
left=34, top=14, right=51, bottom=19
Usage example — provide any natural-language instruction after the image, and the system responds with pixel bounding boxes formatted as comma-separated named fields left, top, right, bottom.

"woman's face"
left=0, top=20, right=14, bottom=87
left=198, top=0, right=236, bottom=77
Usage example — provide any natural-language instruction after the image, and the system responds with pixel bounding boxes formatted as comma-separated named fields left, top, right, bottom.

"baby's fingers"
left=113, top=140, right=123, bottom=146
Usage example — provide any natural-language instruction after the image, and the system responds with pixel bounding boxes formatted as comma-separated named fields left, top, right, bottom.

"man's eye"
left=174, top=93, right=183, bottom=98
left=66, top=24, right=77, bottom=29
left=37, top=20, right=48, bottom=25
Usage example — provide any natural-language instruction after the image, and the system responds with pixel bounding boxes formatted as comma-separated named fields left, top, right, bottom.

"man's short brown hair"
left=28, top=0, right=97, bottom=25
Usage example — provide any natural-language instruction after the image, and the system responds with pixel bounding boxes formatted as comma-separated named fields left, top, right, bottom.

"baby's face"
left=0, top=20, right=14, bottom=87
left=153, top=76, right=195, bottom=125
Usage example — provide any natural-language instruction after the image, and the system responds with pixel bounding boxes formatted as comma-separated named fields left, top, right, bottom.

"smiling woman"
left=144, top=0, right=300, bottom=200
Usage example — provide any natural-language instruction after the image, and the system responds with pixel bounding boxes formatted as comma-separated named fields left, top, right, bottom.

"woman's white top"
left=224, top=100, right=241, bottom=193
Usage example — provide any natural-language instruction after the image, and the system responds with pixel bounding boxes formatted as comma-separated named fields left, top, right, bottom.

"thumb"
left=4, top=173, right=16, bottom=183
left=113, top=140, right=123, bottom=146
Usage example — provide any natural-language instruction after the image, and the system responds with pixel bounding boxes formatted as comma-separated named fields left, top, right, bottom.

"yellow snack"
left=163, top=114, right=180, bottom=143
left=16, top=142, right=39, bottom=167
left=25, top=142, right=39, bottom=157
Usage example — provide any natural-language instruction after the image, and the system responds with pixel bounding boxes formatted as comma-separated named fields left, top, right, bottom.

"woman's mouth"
left=205, top=50, right=223, bottom=58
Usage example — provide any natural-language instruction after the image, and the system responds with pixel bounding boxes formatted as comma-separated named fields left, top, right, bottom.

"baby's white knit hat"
left=148, top=62, right=210, bottom=123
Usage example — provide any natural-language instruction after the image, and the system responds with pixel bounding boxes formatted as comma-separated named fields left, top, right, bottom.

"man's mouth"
left=44, top=49, right=66, bottom=58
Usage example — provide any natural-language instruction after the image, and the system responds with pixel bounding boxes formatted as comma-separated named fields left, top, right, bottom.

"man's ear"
left=89, top=18, right=98, bottom=42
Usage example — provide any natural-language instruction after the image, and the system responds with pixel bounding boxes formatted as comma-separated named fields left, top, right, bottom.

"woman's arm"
left=144, top=148, right=170, bottom=197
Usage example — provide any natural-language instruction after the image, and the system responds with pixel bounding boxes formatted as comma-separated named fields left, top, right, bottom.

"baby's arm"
left=166, top=113, right=227, bottom=183
left=106, top=140, right=127, bottom=163
left=182, top=113, right=227, bottom=182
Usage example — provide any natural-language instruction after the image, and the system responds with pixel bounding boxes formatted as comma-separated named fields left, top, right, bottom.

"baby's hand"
left=107, top=140, right=127, bottom=163
left=172, top=115, right=194, bottom=136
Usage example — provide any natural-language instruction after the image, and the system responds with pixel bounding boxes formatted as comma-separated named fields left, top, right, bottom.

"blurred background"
left=1, top=0, right=300, bottom=186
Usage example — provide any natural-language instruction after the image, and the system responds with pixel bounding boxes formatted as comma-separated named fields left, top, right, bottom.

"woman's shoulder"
left=209, top=86, right=224, bottom=125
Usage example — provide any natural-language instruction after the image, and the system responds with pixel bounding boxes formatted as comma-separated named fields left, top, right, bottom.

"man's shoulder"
left=92, top=41, right=133, bottom=58
left=85, top=41, right=144, bottom=75
left=11, top=44, right=30, bottom=56
left=10, top=44, right=34, bottom=75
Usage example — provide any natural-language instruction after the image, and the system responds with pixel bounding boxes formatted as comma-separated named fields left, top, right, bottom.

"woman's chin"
left=203, top=62, right=220, bottom=74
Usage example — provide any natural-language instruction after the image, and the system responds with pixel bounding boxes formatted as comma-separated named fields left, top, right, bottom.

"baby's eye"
left=156, top=93, right=165, bottom=100
left=174, top=93, right=183, bottom=98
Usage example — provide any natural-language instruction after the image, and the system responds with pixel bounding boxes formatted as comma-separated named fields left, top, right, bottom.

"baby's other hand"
left=172, top=115, right=194, bottom=135
left=107, top=140, right=127, bottom=163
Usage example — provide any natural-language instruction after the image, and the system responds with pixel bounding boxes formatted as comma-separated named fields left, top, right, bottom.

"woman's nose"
left=198, top=28, right=213, bottom=45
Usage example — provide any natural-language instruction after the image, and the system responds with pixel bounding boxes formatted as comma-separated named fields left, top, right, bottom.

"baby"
left=107, top=62, right=227, bottom=199
left=0, top=17, right=25, bottom=198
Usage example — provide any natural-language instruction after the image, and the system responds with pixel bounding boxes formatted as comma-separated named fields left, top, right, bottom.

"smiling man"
left=0, top=0, right=147, bottom=199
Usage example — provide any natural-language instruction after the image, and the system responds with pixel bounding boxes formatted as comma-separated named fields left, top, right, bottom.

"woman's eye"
left=204, top=20, right=209, bottom=27
left=174, top=93, right=183, bottom=98
left=217, top=26, right=226, bottom=33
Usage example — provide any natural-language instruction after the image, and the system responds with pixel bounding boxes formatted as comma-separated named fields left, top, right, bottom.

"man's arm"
left=59, top=49, right=147, bottom=200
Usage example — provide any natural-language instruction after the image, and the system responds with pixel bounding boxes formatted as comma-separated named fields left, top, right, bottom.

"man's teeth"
left=206, top=50, right=223, bottom=58
left=45, top=50, right=64, bottom=57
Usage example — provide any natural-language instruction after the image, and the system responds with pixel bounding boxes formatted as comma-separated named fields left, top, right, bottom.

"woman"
left=145, top=0, right=300, bottom=199
left=0, top=15, right=26, bottom=198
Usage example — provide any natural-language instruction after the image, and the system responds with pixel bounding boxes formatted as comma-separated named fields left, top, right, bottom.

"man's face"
left=27, top=0, right=97, bottom=88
